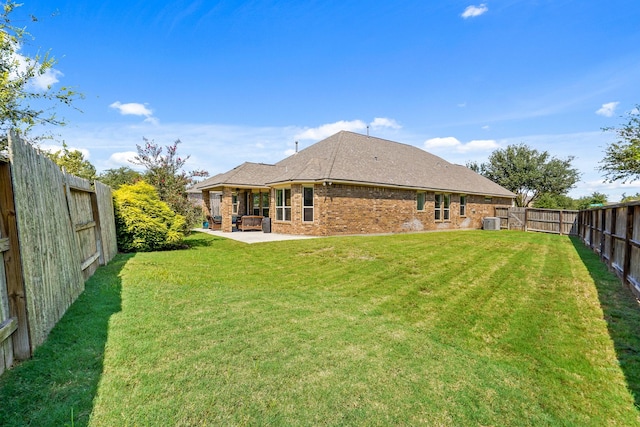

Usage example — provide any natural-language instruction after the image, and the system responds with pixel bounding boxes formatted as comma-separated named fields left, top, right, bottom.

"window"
left=276, top=188, right=291, bottom=221
left=460, top=195, right=467, bottom=217
left=262, top=192, right=270, bottom=218
left=232, top=193, right=238, bottom=215
left=417, top=192, right=426, bottom=211
left=252, top=193, right=260, bottom=216
left=303, top=187, right=314, bottom=222
left=443, top=194, right=450, bottom=220
left=435, top=193, right=450, bottom=221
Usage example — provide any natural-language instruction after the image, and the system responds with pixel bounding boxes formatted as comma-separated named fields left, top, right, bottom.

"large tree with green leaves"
left=469, top=143, right=580, bottom=207
left=599, top=106, right=640, bottom=183
left=46, top=142, right=96, bottom=180
left=97, top=166, right=142, bottom=189
left=132, top=138, right=208, bottom=228
left=575, top=192, right=608, bottom=210
left=0, top=0, right=80, bottom=143
left=532, top=193, right=578, bottom=210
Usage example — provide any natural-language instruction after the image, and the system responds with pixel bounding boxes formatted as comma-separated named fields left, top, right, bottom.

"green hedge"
left=113, top=181, right=186, bottom=252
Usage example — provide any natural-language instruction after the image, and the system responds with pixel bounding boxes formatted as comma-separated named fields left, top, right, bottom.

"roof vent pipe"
left=295, top=140, right=298, bottom=153
left=367, top=125, right=370, bottom=137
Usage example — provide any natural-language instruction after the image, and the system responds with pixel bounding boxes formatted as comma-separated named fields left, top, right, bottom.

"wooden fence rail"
left=495, top=207, right=579, bottom=235
left=577, top=202, right=640, bottom=299
left=0, top=132, right=117, bottom=376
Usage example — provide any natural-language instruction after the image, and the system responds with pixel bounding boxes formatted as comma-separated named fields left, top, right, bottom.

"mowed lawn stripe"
left=1, top=231, right=638, bottom=426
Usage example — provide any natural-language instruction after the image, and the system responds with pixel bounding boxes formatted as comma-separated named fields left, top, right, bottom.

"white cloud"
left=424, top=136, right=462, bottom=150
left=110, top=101, right=153, bottom=117
left=110, top=101, right=159, bottom=124
left=295, top=117, right=401, bottom=140
left=461, top=139, right=499, bottom=152
left=106, top=151, right=140, bottom=169
left=370, top=117, right=401, bottom=130
left=424, top=137, right=498, bottom=153
left=596, top=102, right=619, bottom=117
left=461, top=4, right=488, bottom=19
left=9, top=49, right=63, bottom=91
left=482, top=125, right=490, bottom=130
left=38, top=143, right=90, bottom=159
left=295, top=120, right=367, bottom=140
left=28, top=65, right=62, bottom=90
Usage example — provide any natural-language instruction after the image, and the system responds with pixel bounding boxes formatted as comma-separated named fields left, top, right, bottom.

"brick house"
left=195, top=131, right=515, bottom=235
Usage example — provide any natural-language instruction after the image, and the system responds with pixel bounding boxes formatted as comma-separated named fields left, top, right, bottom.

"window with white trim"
left=276, top=188, right=291, bottom=221
left=303, top=187, right=314, bottom=222
left=460, top=195, right=467, bottom=217
left=435, top=193, right=450, bottom=221
left=232, top=193, right=238, bottom=215
left=443, top=194, right=450, bottom=220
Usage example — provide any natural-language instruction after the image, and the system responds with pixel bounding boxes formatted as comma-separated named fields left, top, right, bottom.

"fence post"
left=559, top=210, right=564, bottom=235
left=0, top=162, right=30, bottom=360
left=623, top=206, right=634, bottom=290
left=599, top=208, right=605, bottom=259
left=90, top=191, right=105, bottom=266
left=608, top=208, right=615, bottom=270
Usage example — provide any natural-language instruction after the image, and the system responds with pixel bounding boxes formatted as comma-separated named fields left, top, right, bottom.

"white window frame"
left=443, top=194, right=450, bottom=220
left=275, top=188, right=291, bottom=221
left=435, top=193, right=451, bottom=221
left=232, top=193, right=238, bottom=215
left=460, top=195, right=467, bottom=217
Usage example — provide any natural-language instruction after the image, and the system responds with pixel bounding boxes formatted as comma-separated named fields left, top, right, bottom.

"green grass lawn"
left=1, top=230, right=640, bottom=426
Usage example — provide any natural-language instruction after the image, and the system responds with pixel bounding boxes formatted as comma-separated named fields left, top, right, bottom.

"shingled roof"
left=196, top=131, right=515, bottom=198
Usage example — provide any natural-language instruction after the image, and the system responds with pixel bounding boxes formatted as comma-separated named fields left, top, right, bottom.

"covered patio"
left=195, top=161, right=283, bottom=233
left=202, top=186, right=271, bottom=232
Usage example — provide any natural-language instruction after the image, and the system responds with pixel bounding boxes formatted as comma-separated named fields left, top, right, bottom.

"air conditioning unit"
left=483, top=217, right=501, bottom=231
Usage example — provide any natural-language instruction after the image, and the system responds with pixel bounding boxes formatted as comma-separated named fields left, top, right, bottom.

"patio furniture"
left=210, top=216, right=222, bottom=230
left=237, top=215, right=263, bottom=231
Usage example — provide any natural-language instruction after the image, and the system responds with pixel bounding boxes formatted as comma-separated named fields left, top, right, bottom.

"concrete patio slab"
left=193, top=228, right=319, bottom=244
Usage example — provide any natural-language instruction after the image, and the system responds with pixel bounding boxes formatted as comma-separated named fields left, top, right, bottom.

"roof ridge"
left=325, top=131, right=345, bottom=180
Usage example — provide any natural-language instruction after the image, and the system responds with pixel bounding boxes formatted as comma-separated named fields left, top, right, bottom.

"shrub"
left=113, top=181, right=187, bottom=252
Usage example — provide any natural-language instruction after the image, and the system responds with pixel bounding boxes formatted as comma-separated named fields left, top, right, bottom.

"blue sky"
left=14, top=0, right=640, bottom=201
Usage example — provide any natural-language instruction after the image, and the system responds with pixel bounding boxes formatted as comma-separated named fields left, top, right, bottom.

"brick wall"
left=270, top=183, right=512, bottom=236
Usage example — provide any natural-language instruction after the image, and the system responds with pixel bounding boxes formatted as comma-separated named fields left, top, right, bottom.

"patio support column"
left=221, top=187, right=233, bottom=232
left=202, top=190, right=211, bottom=224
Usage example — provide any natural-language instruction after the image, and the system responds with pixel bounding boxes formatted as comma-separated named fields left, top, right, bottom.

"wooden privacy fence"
left=495, top=207, right=579, bottom=235
left=577, top=202, right=640, bottom=299
left=0, top=132, right=117, bottom=376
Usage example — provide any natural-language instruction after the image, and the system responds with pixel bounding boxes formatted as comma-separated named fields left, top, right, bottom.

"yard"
left=1, top=230, right=639, bottom=426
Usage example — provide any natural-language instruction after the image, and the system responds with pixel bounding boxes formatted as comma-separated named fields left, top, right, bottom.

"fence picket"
left=0, top=132, right=117, bottom=376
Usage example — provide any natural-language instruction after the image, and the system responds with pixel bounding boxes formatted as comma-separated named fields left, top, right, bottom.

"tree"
left=532, top=193, right=577, bottom=210
left=620, top=192, right=640, bottom=203
left=600, top=106, right=640, bottom=183
left=473, top=143, right=580, bottom=207
left=0, top=1, right=80, bottom=143
left=131, top=138, right=208, bottom=228
left=46, top=142, right=96, bottom=180
left=576, top=192, right=608, bottom=210
left=97, top=166, right=142, bottom=189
